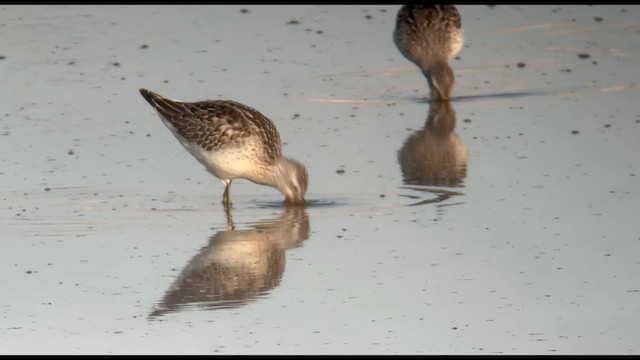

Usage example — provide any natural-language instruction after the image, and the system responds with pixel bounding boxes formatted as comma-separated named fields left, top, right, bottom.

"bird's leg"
left=222, top=179, right=232, bottom=206
left=223, top=200, right=235, bottom=230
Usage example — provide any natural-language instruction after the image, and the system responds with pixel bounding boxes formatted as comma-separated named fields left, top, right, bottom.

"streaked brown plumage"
left=139, top=89, right=308, bottom=205
left=394, top=5, right=464, bottom=100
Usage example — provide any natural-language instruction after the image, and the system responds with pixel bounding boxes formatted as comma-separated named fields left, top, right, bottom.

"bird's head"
left=274, top=157, right=308, bottom=205
left=424, top=60, right=455, bottom=101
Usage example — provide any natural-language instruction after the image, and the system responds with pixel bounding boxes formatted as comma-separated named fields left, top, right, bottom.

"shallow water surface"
left=1, top=4, right=639, bottom=355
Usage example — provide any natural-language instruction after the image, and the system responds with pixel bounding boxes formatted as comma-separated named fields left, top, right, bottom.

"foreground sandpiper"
left=139, top=89, right=308, bottom=206
left=393, top=5, right=464, bottom=100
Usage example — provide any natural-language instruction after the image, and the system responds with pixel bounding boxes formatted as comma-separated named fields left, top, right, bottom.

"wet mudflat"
left=1, top=5, right=639, bottom=354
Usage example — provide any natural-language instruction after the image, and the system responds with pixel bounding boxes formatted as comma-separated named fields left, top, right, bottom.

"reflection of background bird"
left=393, top=5, right=464, bottom=100
left=398, top=100, right=468, bottom=187
left=149, top=207, right=310, bottom=317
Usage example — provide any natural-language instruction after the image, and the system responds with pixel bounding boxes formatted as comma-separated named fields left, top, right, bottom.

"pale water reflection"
left=149, top=206, right=309, bottom=317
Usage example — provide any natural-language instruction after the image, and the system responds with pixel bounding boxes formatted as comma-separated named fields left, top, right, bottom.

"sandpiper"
left=139, top=89, right=308, bottom=206
left=393, top=5, right=464, bottom=100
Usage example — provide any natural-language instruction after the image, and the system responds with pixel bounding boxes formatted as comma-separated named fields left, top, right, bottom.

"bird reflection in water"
left=149, top=206, right=309, bottom=318
left=398, top=100, right=468, bottom=188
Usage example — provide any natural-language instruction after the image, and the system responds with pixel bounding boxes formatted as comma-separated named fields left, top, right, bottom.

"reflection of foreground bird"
left=393, top=5, right=464, bottom=100
left=398, top=100, right=468, bottom=187
left=149, top=207, right=309, bottom=317
left=139, top=89, right=308, bottom=206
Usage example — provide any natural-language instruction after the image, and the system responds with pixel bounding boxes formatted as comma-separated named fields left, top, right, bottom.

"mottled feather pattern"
left=394, top=5, right=463, bottom=65
left=140, top=89, right=282, bottom=163
left=398, top=5, right=461, bottom=34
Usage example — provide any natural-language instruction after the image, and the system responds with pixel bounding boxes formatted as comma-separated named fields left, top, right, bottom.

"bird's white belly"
left=182, top=140, right=259, bottom=181
left=158, top=116, right=264, bottom=181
